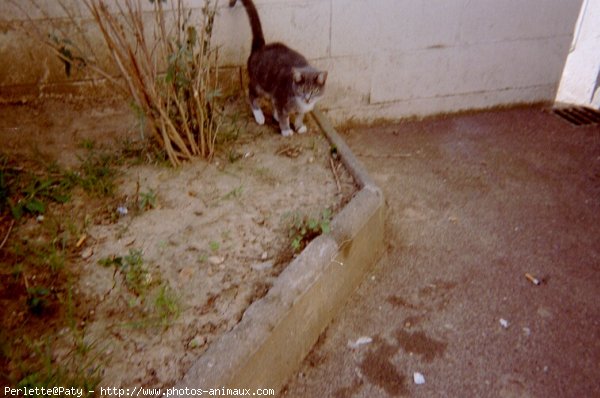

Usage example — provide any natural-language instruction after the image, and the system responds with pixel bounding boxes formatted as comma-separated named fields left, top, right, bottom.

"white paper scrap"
left=413, top=372, right=425, bottom=385
left=347, top=336, right=373, bottom=349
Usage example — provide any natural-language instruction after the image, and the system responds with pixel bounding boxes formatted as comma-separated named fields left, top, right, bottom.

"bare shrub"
left=9, top=0, right=222, bottom=166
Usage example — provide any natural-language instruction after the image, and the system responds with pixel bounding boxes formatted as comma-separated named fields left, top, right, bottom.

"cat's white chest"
left=294, top=97, right=319, bottom=114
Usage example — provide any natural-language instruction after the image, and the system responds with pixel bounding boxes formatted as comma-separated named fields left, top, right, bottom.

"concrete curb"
left=168, top=110, right=385, bottom=397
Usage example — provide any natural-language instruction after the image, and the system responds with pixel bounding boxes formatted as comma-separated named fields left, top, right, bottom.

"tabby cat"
left=230, top=0, right=328, bottom=137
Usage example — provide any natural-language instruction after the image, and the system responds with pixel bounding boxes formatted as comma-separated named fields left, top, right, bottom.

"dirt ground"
left=0, top=96, right=356, bottom=390
left=283, top=105, right=600, bottom=397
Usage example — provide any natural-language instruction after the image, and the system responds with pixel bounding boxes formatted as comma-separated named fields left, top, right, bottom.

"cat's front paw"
left=252, top=108, right=265, bottom=125
left=281, top=128, right=294, bottom=137
left=296, top=125, right=307, bottom=134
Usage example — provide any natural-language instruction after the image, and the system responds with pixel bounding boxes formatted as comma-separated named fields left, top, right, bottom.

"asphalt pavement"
left=283, top=106, right=600, bottom=397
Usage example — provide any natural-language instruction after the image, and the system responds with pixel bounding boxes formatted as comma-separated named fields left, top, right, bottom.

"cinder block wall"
left=0, top=0, right=584, bottom=122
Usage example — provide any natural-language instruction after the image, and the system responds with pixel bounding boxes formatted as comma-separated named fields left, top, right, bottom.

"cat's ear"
left=317, top=71, right=328, bottom=85
left=292, top=68, right=303, bottom=83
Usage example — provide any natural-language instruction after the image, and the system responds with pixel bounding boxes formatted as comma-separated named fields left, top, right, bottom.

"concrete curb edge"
left=169, top=110, right=385, bottom=396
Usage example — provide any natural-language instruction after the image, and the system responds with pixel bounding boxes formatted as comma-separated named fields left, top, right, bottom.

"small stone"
left=261, top=251, right=268, bottom=260
left=251, top=261, right=274, bottom=272
left=189, top=335, right=207, bottom=348
left=208, top=256, right=224, bottom=265
left=81, top=247, right=93, bottom=259
left=499, top=318, right=509, bottom=328
left=179, top=267, right=195, bottom=279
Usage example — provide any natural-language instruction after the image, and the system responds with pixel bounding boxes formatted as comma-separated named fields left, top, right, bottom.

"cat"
left=229, top=0, right=328, bottom=137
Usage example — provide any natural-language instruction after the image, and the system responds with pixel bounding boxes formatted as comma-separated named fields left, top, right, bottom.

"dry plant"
left=9, top=0, right=222, bottom=166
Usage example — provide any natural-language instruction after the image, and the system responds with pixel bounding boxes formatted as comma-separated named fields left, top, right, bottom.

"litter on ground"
left=347, top=336, right=373, bottom=349
left=414, top=372, right=426, bottom=385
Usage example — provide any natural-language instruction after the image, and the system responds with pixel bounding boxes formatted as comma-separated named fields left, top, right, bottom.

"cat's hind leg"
left=271, top=99, right=279, bottom=122
left=294, top=113, right=308, bottom=134
left=249, top=84, right=265, bottom=125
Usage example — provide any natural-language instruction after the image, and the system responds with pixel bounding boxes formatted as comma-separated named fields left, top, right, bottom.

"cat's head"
left=292, top=67, right=328, bottom=107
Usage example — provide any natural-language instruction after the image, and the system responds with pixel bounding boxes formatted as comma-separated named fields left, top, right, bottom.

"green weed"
left=137, top=189, right=157, bottom=211
left=209, top=240, right=220, bottom=252
left=70, top=149, right=118, bottom=197
left=6, top=170, right=73, bottom=220
left=287, top=208, right=332, bottom=253
left=99, top=249, right=150, bottom=296
left=15, top=335, right=102, bottom=397
left=154, top=285, right=180, bottom=327
left=1, top=144, right=120, bottom=222
left=221, top=186, right=243, bottom=201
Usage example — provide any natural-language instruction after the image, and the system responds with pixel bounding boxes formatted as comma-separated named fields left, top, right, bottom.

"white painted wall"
left=556, top=0, right=600, bottom=109
left=0, top=0, right=585, bottom=122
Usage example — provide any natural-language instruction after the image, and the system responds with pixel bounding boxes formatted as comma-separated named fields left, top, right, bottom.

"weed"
left=157, top=240, right=168, bottom=250
left=70, top=148, right=119, bottom=197
left=1, top=146, right=119, bottom=223
left=99, top=249, right=150, bottom=296
left=221, top=230, right=231, bottom=241
left=0, top=150, right=119, bottom=390
left=16, top=335, right=102, bottom=397
left=137, top=189, right=157, bottom=211
left=221, top=186, right=243, bottom=201
left=122, top=250, right=150, bottom=295
left=227, top=149, right=243, bottom=164
left=26, top=286, right=50, bottom=316
left=287, top=208, right=332, bottom=253
left=99, top=251, right=180, bottom=329
left=5, top=169, right=73, bottom=220
left=209, top=241, right=220, bottom=253
left=40, top=245, right=66, bottom=273
left=154, top=285, right=180, bottom=327
left=79, top=139, right=96, bottom=151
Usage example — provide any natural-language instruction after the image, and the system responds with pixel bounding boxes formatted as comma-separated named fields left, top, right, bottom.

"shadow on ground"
left=283, top=106, right=600, bottom=397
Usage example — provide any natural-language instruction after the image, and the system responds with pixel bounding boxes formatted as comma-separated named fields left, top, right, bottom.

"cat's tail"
left=230, top=0, right=266, bottom=53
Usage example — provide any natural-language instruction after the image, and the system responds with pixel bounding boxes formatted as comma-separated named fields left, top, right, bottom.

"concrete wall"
left=0, top=0, right=584, bottom=122
left=556, top=0, right=600, bottom=109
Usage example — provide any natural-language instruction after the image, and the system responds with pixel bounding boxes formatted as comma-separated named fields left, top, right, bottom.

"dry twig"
left=329, top=157, right=342, bottom=193
left=0, top=220, right=15, bottom=251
